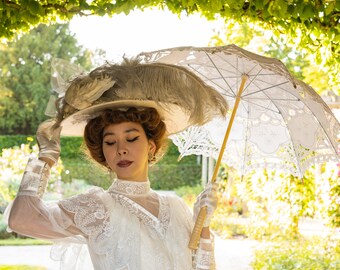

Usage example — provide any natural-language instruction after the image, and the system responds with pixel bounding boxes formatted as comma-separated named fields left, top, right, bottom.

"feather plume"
left=57, top=58, right=228, bottom=127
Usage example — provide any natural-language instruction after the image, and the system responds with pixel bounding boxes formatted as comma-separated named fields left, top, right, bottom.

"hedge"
left=1, top=135, right=201, bottom=190
left=0, top=135, right=83, bottom=158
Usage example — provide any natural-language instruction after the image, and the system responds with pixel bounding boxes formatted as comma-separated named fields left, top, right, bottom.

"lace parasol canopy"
left=139, top=45, right=340, bottom=178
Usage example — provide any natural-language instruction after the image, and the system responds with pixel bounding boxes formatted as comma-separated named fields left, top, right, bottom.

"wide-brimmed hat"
left=53, top=58, right=228, bottom=136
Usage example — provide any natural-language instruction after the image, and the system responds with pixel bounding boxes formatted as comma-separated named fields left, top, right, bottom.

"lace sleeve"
left=5, top=195, right=83, bottom=240
left=58, top=187, right=111, bottom=237
left=193, top=236, right=216, bottom=270
left=17, top=158, right=50, bottom=198
left=5, top=157, right=85, bottom=240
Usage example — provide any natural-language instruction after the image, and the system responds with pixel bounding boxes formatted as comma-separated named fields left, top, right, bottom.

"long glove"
left=192, top=182, right=218, bottom=269
left=37, top=120, right=62, bottom=166
left=193, top=181, right=218, bottom=227
left=18, top=120, right=61, bottom=198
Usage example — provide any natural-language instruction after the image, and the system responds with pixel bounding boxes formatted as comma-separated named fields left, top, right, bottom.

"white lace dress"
left=5, top=159, right=215, bottom=270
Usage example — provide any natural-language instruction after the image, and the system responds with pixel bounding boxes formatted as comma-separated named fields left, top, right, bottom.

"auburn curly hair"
left=84, top=107, right=168, bottom=168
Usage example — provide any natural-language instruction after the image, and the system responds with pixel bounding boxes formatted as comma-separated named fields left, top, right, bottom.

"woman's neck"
left=109, top=178, right=150, bottom=195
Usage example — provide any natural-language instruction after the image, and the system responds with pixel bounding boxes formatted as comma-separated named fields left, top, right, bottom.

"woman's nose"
left=117, top=144, right=128, bottom=155
left=118, top=149, right=128, bottom=155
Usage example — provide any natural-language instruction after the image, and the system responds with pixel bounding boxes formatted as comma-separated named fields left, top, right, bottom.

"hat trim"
left=60, top=99, right=191, bottom=136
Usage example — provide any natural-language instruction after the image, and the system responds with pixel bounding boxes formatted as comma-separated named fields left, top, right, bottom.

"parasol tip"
left=177, top=154, right=183, bottom=162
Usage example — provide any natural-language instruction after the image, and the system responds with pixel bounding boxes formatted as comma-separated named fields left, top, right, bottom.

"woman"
left=6, top=59, right=225, bottom=269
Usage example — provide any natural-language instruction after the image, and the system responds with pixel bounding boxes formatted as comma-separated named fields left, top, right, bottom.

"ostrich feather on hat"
left=55, top=58, right=228, bottom=136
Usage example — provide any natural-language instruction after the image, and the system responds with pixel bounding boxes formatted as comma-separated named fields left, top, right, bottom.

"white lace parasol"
left=139, top=45, right=340, bottom=178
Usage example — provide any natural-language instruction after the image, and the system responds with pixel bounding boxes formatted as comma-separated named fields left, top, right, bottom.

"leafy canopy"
left=209, top=20, right=337, bottom=94
left=1, top=0, right=339, bottom=93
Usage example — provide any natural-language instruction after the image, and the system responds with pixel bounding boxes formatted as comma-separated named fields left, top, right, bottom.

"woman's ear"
left=149, top=140, right=156, bottom=155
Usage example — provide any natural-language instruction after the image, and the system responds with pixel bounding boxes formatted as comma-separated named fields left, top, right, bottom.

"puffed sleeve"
left=58, top=187, right=111, bottom=237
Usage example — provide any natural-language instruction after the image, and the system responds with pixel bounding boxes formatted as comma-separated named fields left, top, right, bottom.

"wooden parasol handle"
left=188, top=74, right=248, bottom=250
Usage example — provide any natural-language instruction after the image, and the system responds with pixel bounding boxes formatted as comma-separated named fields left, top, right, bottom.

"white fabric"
left=18, top=158, right=50, bottom=198
left=193, top=182, right=218, bottom=227
left=5, top=177, right=215, bottom=270
left=140, top=45, right=340, bottom=178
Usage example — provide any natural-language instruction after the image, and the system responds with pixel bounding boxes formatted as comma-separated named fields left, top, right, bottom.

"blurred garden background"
left=1, top=1, right=340, bottom=269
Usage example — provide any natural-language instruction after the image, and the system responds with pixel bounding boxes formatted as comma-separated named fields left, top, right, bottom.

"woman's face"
left=102, top=122, right=156, bottom=181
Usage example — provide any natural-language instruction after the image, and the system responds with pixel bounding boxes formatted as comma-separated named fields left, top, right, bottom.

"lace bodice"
left=6, top=170, right=215, bottom=270
left=57, top=179, right=194, bottom=269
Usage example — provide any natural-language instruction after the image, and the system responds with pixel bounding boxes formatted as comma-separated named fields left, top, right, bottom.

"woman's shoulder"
left=58, top=186, right=111, bottom=236
left=58, top=186, right=108, bottom=214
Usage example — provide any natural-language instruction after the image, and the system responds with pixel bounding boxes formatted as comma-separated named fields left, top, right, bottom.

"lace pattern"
left=140, top=45, right=340, bottom=178
left=109, top=179, right=150, bottom=195
left=59, top=187, right=110, bottom=237
left=18, top=158, right=50, bottom=198
left=112, top=193, right=170, bottom=239
left=194, top=237, right=215, bottom=270
left=59, top=185, right=171, bottom=252
left=57, top=180, right=214, bottom=269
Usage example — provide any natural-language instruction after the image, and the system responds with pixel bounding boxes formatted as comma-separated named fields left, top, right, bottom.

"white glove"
left=193, top=181, right=218, bottom=227
left=37, top=120, right=62, bottom=166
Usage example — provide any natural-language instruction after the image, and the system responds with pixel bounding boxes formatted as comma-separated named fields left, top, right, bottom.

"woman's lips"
left=117, top=160, right=133, bottom=168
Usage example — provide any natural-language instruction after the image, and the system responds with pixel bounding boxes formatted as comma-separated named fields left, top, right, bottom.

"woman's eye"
left=104, top=141, right=116, bottom=146
left=127, top=136, right=139, bottom=142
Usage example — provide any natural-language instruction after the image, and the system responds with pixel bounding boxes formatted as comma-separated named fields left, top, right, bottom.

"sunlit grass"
left=0, top=266, right=46, bottom=270
left=0, top=238, right=52, bottom=246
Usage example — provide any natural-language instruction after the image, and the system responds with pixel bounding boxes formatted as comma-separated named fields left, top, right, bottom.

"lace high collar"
left=109, top=178, right=150, bottom=195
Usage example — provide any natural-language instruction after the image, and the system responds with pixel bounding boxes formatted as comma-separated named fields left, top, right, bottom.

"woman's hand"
left=193, top=182, right=218, bottom=228
left=37, top=120, right=62, bottom=167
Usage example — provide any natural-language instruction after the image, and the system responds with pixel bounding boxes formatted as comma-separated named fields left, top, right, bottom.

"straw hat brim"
left=60, top=99, right=191, bottom=136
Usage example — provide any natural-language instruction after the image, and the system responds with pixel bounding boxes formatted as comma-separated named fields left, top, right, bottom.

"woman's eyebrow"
left=103, top=128, right=140, bottom=138
left=124, top=128, right=140, bottom=134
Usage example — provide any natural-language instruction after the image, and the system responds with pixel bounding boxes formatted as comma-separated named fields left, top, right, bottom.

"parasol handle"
left=188, top=74, right=248, bottom=250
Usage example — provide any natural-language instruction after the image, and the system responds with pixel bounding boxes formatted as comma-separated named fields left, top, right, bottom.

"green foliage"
left=1, top=1, right=339, bottom=94
left=321, top=162, right=340, bottom=227
left=215, top=163, right=340, bottom=240
left=0, top=136, right=34, bottom=149
left=0, top=266, right=46, bottom=270
left=0, top=135, right=201, bottom=190
left=252, top=236, right=340, bottom=270
left=59, top=140, right=201, bottom=190
left=0, top=23, right=93, bottom=134
left=210, top=20, right=338, bottom=95
left=0, top=214, right=8, bottom=239
left=175, top=184, right=203, bottom=210
left=148, top=142, right=202, bottom=189
left=60, top=179, right=92, bottom=198
left=59, top=136, right=84, bottom=159
left=0, top=135, right=84, bottom=159
left=0, top=237, right=52, bottom=246
left=149, top=162, right=201, bottom=190
left=0, top=143, right=64, bottom=212
left=61, top=157, right=111, bottom=189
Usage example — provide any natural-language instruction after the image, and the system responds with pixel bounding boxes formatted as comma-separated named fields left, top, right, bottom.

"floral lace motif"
left=194, top=249, right=215, bottom=270
left=141, top=45, right=340, bottom=178
left=108, top=179, right=171, bottom=238
left=109, top=179, right=150, bottom=195
left=59, top=181, right=170, bottom=242
left=18, top=158, right=50, bottom=198
left=59, top=187, right=110, bottom=237
left=111, top=193, right=170, bottom=239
